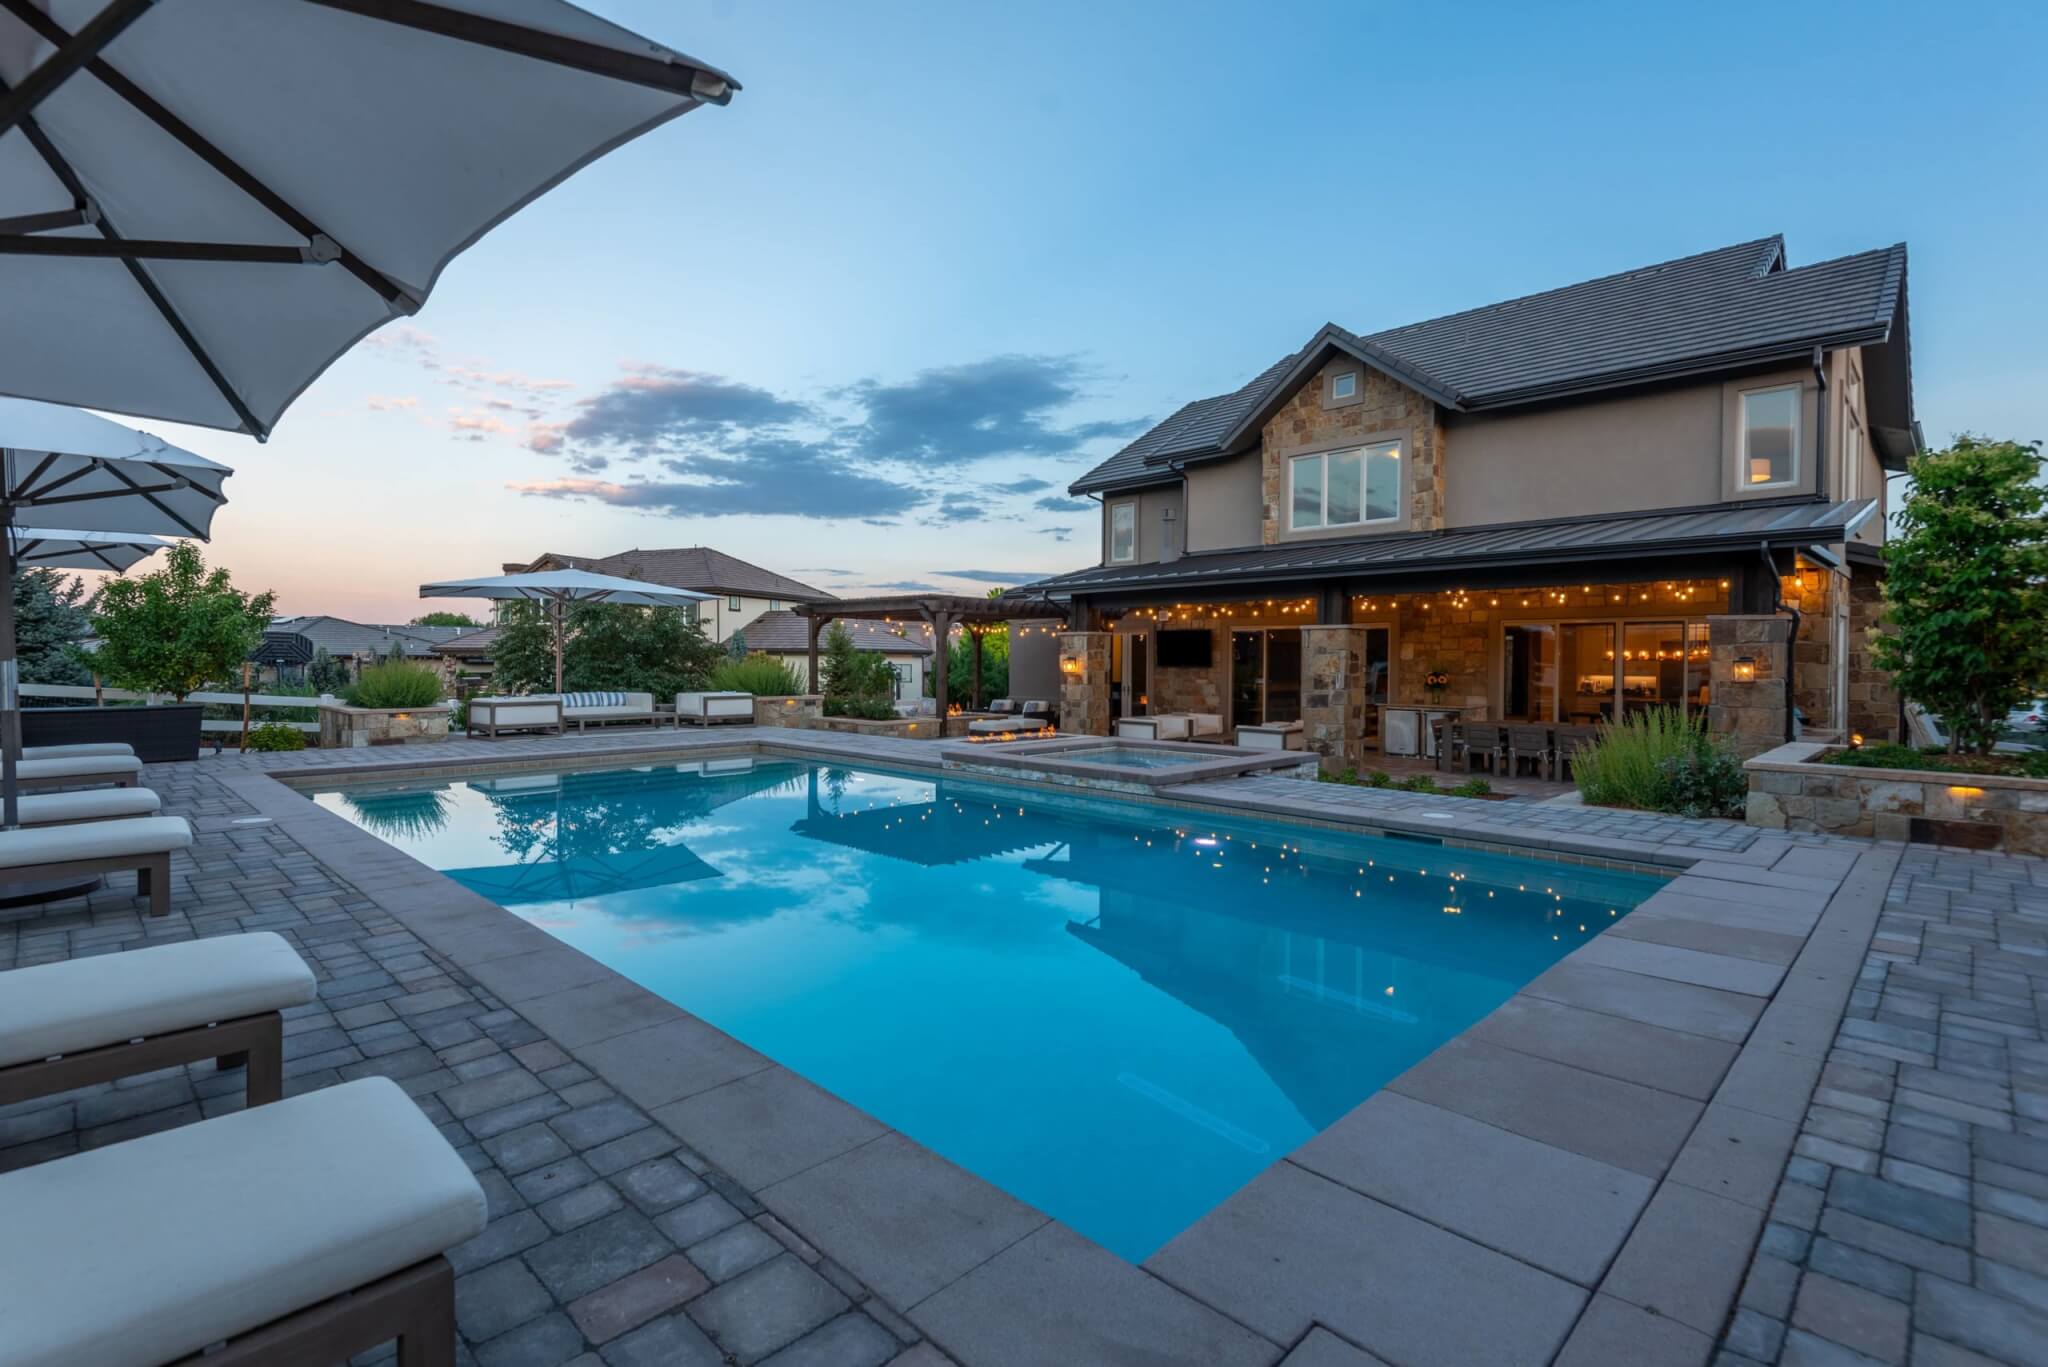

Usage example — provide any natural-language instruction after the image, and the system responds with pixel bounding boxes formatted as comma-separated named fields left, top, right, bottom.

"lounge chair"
left=22, top=742, right=135, bottom=760
left=987, top=698, right=1016, bottom=714
left=675, top=691, right=753, bottom=726
left=0, top=931, right=315, bottom=1110
left=15, top=753, right=143, bottom=791
left=1186, top=713, right=1227, bottom=742
left=0, top=815, right=192, bottom=916
left=0, top=1076, right=486, bottom=1367
left=1020, top=700, right=1054, bottom=720
left=467, top=696, right=563, bottom=738
left=15, top=787, right=162, bottom=826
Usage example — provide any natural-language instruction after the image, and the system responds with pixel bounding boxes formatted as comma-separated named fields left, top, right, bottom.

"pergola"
left=795, top=594, right=1060, bottom=710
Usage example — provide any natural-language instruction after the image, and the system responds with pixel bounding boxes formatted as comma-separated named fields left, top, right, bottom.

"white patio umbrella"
left=0, top=396, right=230, bottom=826
left=419, top=569, right=711, bottom=693
left=0, top=1, right=738, bottom=437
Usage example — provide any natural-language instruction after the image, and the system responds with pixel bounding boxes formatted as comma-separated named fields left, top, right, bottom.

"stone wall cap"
left=1745, top=742, right=2048, bottom=792
left=317, top=702, right=454, bottom=716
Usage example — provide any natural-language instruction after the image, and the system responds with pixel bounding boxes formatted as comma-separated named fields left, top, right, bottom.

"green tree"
left=821, top=622, right=897, bottom=718
left=14, top=567, right=93, bottom=686
left=410, top=611, right=480, bottom=628
left=92, top=543, right=275, bottom=699
left=306, top=646, right=350, bottom=694
left=937, top=626, right=1009, bottom=706
left=489, top=600, right=719, bottom=698
left=1872, top=435, right=2048, bottom=753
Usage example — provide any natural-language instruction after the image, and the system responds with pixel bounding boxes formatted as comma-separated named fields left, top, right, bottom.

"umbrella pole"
left=552, top=598, right=564, bottom=694
left=1, top=496, right=17, bottom=831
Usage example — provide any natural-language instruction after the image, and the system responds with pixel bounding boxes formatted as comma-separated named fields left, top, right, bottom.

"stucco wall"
left=1185, top=453, right=1262, bottom=552
left=1099, top=484, right=1184, bottom=565
left=1007, top=620, right=1063, bottom=703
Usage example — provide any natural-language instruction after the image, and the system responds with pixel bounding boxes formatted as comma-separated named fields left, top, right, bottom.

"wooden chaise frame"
left=168, top=1255, right=456, bottom=1367
left=0, top=1008, right=283, bottom=1109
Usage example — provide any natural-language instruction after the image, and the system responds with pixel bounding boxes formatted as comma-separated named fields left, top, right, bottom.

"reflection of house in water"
left=788, top=772, right=1056, bottom=868
left=1033, top=826, right=1558, bottom=1131
left=452, top=760, right=801, bottom=902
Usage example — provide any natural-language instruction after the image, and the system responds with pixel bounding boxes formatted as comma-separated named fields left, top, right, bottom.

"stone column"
left=1846, top=568, right=1900, bottom=742
left=1707, top=614, right=1793, bottom=759
left=1058, top=632, right=1113, bottom=736
left=1301, top=625, right=1368, bottom=772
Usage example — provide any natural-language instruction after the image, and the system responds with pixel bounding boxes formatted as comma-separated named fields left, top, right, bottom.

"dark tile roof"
left=1027, top=498, right=1878, bottom=595
left=256, top=617, right=459, bottom=663
left=527, top=547, right=835, bottom=602
left=432, top=626, right=503, bottom=656
left=1072, top=236, right=1909, bottom=493
left=733, top=610, right=931, bottom=655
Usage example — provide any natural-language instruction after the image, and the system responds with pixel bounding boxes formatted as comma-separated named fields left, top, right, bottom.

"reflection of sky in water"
left=314, top=758, right=1661, bottom=1261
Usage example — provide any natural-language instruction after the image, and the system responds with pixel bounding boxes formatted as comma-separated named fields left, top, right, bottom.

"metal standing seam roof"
left=1027, top=498, right=1878, bottom=596
left=1072, top=235, right=1910, bottom=494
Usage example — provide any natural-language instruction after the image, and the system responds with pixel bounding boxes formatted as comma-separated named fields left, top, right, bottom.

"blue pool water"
left=1055, top=746, right=1217, bottom=769
left=314, top=757, right=1658, bottom=1260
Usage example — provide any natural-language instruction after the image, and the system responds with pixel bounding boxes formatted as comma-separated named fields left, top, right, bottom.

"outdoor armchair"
left=675, top=692, right=754, bottom=725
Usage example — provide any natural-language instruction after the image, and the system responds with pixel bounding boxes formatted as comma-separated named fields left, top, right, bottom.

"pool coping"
left=233, top=729, right=1884, bottom=1366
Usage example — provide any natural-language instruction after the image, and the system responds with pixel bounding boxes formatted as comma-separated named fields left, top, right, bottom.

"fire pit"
left=964, top=720, right=1057, bottom=742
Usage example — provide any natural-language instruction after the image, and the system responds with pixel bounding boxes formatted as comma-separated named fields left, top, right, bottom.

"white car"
left=2007, top=701, right=2047, bottom=732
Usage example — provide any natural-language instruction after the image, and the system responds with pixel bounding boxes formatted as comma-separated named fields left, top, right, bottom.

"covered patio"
left=795, top=593, right=1061, bottom=711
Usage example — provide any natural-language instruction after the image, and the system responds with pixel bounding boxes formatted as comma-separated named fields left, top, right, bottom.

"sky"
left=124, top=0, right=2048, bottom=622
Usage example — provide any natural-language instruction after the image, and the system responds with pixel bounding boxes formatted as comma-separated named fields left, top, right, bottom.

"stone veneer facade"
left=1058, top=632, right=1113, bottom=737
left=1845, top=567, right=1900, bottom=742
left=1258, top=358, right=1445, bottom=541
left=1779, top=564, right=1849, bottom=733
left=1706, top=615, right=1793, bottom=759
left=751, top=694, right=822, bottom=727
left=1299, top=626, right=1367, bottom=769
left=317, top=703, right=452, bottom=748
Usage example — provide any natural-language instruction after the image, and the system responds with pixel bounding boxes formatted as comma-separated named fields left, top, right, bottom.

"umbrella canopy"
left=0, top=396, right=230, bottom=538
left=9, top=525, right=167, bottom=573
left=420, top=568, right=712, bottom=692
left=0, top=1, right=738, bottom=437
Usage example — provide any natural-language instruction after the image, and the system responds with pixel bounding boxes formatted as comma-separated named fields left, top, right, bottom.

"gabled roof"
left=254, top=617, right=460, bottom=665
left=1027, top=498, right=1877, bottom=596
left=521, top=547, right=835, bottom=602
left=734, top=611, right=931, bottom=656
left=1073, top=236, right=1914, bottom=493
left=432, top=626, right=503, bottom=657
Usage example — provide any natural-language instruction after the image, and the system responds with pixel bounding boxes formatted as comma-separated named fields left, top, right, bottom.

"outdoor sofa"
left=0, top=930, right=315, bottom=1110
left=467, top=696, right=563, bottom=738
left=14, top=752, right=143, bottom=790
left=549, top=690, right=661, bottom=732
left=675, top=691, right=753, bottom=725
left=1117, top=713, right=1224, bottom=742
left=0, top=1076, right=486, bottom=1367
left=0, top=815, right=191, bottom=916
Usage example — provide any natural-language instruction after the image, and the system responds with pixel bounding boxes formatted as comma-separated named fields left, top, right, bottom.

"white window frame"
left=1288, top=441, right=1403, bottom=531
left=1108, top=502, right=1137, bottom=563
left=1738, top=384, right=1802, bottom=491
left=1843, top=417, right=1862, bottom=501
left=1329, top=371, right=1358, bottom=401
left=727, top=594, right=743, bottom=611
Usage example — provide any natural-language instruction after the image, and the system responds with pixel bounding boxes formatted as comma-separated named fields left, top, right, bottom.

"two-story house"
left=1030, top=236, right=1915, bottom=763
left=511, top=546, right=835, bottom=643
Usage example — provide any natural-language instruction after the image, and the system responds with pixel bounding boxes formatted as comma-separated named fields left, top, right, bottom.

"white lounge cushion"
left=568, top=706, right=655, bottom=720
left=0, top=1076, right=487, bottom=1367
left=15, top=754, right=143, bottom=782
left=0, top=815, right=190, bottom=871
left=0, top=930, right=315, bottom=1069
left=1188, top=713, right=1225, bottom=736
left=15, top=788, right=162, bottom=826
left=22, top=743, right=135, bottom=759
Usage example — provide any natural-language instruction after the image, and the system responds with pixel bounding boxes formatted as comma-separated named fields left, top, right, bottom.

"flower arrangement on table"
left=1424, top=667, right=1452, bottom=702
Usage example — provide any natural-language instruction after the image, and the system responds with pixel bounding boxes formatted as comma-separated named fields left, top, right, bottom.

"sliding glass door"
left=1229, top=629, right=1303, bottom=729
left=1620, top=622, right=1685, bottom=717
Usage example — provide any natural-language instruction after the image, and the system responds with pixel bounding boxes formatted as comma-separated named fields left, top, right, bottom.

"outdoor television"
left=1155, top=629, right=1213, bottom=669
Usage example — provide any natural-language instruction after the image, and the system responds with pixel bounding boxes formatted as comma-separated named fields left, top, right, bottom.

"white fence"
left=20, top=683, right=325, bottom=734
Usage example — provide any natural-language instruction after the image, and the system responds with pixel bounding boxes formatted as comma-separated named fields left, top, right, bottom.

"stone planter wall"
left=752, top=695, right=822, bottom=728
left=1745, top=741, right=2048, bottom=854
left=318, top=703, right=452, bottom=749
left=804, top=714, right=944, bottom=740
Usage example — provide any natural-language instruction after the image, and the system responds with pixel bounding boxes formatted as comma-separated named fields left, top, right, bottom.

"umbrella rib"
left=0, top=82, right=267, bottom=438
left=302, top=0, right=736, bottom=100
left=7, top=451, right=60, bottom=503
left=99, top=461, right=206, bottom=539
left=0, top=0, right=419, bottom=312
left=0, top=236, right=308, bottom=264
left=0, top=0, right=154, bottom=139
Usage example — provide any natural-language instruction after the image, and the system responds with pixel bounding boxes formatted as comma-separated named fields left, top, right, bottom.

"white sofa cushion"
left=1188, top=713, right=1225, bottom=737
left=0, top=1076, right=487, bottom=1367
left=16, top=788, right=162, bottom=826
left=988, top=699, right=1015, bottom=714
left=22, top=743, right=135, bottom=759
left=0, top=930, right=315, bottom=1069
left=1120, top=714, right=1189, bottom=740
left=16, top=754, right=143, bottom=782
left=0, top=815, right=190, bottom=870
left=675, top=692, right=753, bottom=718
left=473, top=699, right=561, bottom=727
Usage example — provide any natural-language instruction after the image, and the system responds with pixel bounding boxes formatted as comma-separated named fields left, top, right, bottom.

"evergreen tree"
left=13, top=567, right=92, bottom=686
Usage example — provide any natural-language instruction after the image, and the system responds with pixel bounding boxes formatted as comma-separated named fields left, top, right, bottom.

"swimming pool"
left=313, top=756, right=1659, bottom=1260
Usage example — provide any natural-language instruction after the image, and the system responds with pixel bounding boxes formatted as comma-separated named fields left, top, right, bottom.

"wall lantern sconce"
left=1731, top=657, right=1757, bottom=682
left=1849, top=732, right=1864, bottom=749
left=1059, top=656, right=1083, bottom=677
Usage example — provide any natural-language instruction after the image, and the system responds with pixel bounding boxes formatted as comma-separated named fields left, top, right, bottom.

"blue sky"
left=164, top=0, right=2046, bottom=621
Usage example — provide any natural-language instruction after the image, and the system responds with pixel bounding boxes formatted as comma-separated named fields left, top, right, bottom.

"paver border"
left=221, top=728, right=1886, bottom=1366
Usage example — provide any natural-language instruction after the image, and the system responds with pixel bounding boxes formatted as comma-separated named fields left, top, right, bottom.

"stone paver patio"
left=2, top=725, right=2040, bottom=1367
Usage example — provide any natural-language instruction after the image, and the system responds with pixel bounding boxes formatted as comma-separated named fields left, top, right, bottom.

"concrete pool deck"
left=0, top=724, right=2015, bottom=1367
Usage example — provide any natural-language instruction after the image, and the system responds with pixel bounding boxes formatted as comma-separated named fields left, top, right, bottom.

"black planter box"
left=21, top=704, right=205, bottom=763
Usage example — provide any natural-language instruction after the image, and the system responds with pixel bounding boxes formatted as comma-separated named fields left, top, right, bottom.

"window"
left=1329, top=371, right=1357, bottom=401
left=768, top=599, right=782, bottom=611
left=1289, top=442, right=1401, bottom=530
left=1740, top=385, right=1800, bottom=488
left=727, top=595, right=742, bottom=611
left=1843, top=420, right=1862, bottom=501
left=1109, top=502, right=1136, bottom=562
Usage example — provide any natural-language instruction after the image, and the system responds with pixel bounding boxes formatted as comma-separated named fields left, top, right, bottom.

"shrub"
left=711, top=654, right=805, bottom=696
left=1575, top=707, right=1744, bottom=817
left=1825, top=741, right=1937, bottom=770
left=343, top=662, right=443, bottom=709
left=1364, top=769, right=1394, bottom=788
left=824, top=695, right=897, bottom=721
left=245, top=721, right=305, bottom=752
left=821, top=623, right=898, bottom=716
left=1449, top=778, right=1493, bottom=798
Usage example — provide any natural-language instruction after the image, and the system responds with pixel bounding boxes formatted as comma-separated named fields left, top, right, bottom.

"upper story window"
left=1290, top=442, right=1401, bottom=530
left=1109, top=502, right=1137, bottom=563
left=768, top=599, right=782, bottom=610
left=1843, top=419, right=1863, bottom=501
left=727, top=595, right=742, bottom=610
left=1740, top=385, right=1800, bottom=488
left=1329, top=371, right=1357, bottom=401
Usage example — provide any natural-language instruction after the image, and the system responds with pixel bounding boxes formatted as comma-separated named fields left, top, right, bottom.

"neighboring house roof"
left=254, top=617, right=463, bottom=666
left=433, top=626, right=503, bottom=657
left=736, top=610, right=931, bottom=656
left=1073, top=235, right=1914, bottom=493
left=1028, top=498, right=1878, bottom=596
left=520, top=547, right=835, bottom=602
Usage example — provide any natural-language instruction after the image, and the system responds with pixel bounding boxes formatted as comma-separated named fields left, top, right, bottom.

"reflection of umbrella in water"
left=447, top=842, right=718, bottom=907
left=341, top=787, right=453, bottom=842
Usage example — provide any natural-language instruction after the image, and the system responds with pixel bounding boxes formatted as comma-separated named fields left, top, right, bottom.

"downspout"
left=1764, top=540, right=1798, bottom=743
left=1811, top=346, right=1829, bottom=503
